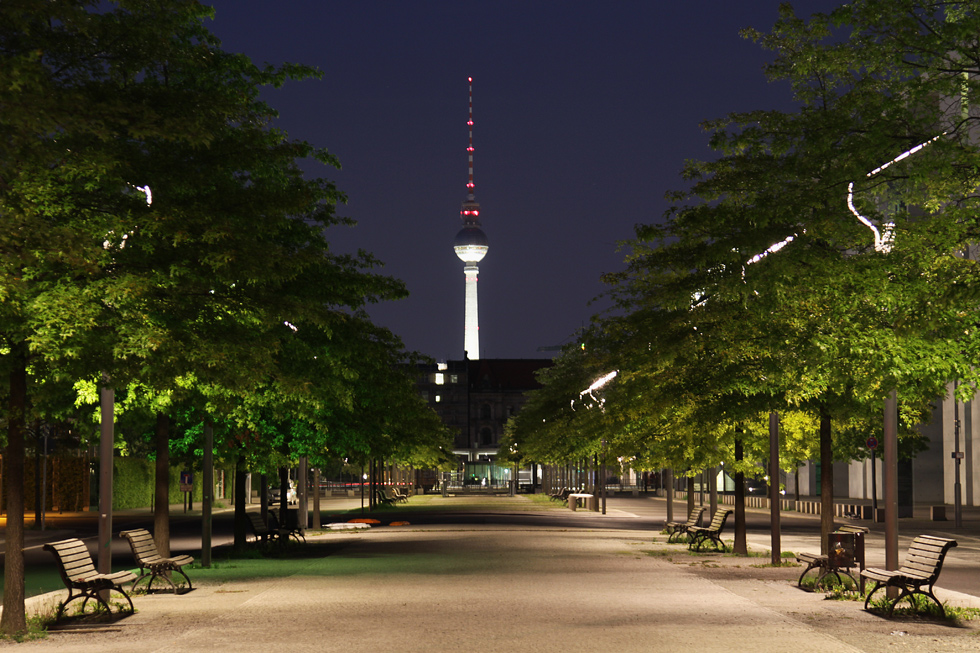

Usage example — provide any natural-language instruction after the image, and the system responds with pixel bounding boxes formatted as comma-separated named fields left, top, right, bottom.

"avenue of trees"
left=504, top=0, right=980, bottom=548
left=0, top=0, right=451, bottom=634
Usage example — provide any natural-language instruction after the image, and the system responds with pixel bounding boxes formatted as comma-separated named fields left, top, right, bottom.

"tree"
left=1, top=0, right=411, bottom=631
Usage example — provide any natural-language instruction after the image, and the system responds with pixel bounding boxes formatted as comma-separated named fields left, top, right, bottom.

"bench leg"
left=798, top=562, right=822, bottom=587
left=864, top=581, right=884, bottom=610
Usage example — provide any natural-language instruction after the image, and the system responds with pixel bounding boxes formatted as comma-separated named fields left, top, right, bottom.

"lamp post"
left=847, top=134, right=944, bottom=581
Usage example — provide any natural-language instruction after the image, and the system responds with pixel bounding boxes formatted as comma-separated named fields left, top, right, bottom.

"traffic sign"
left=866, top=437, right=878, bottom=450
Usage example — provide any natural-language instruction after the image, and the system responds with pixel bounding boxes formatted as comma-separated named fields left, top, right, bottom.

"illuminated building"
left=453, top=77, right=488, bottom=360
left=416, top=358, right=552, bottom=489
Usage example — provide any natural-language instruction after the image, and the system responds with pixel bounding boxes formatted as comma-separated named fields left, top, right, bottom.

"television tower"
left=453, top=76, right=488, bottom=359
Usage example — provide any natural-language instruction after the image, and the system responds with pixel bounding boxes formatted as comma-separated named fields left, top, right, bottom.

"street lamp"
left=845, top=133, right=946, bottom=579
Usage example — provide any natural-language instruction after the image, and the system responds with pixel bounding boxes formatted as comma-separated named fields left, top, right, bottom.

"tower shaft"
left=463, top=264, right=480, bottom=360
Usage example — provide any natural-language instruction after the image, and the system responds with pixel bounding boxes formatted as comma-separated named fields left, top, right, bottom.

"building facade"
left=416, top=358, right=552, bottom=465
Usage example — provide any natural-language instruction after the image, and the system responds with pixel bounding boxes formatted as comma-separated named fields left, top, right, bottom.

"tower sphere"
left=454, top=225, right=488, bottom=263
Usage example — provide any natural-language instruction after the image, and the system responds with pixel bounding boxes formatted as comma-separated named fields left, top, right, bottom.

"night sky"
left=204, top=0, right=839, bottom=361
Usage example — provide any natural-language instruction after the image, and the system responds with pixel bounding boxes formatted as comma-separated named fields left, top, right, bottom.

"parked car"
left=268, top=480, right=298, bottom=505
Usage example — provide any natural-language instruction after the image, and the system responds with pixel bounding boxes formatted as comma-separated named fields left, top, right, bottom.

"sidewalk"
left=3, top=495, right=980, bottom=652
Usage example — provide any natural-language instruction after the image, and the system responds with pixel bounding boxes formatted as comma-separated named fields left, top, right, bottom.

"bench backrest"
left=43, top=538, right=97, bottom=583
left=120, top=529, right=164, bottom=565
left=685, top=507, right=706, bottom=527
left=900, top=535, right=957, bottom=580
left=707, top=508, right=733, bottom=531
left=247, top=511, right=271, bottom=535
left=837, top=525, right=869, bottom=534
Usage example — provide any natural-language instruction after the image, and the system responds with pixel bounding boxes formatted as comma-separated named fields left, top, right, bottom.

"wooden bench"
left=688, top=508, right=733, bottom=551
left=375, top=489, right=396, bottom=506
left=796, top=525, right=869, bottom=591
left=550, top=488, right=572, bottom=503
left=43, top=538, right=137, bottom=616
left=247, top=511, right=278, bottom=544
left=861, top=534, right=957, bottom=616
left=270, top=508, right=306, bottom=543
left=567, top=493, right=595, bottom=511
left=120, top=529, right=194, bottom=594
left=388, top=487, right=409, bottom=503
left=665, top=506, right=706, bottom=543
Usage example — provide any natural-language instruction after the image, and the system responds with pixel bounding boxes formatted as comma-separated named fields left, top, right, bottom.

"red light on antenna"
left=468, top=77, right=473, bottom=82
left=467, top=120, right=473, bottom=126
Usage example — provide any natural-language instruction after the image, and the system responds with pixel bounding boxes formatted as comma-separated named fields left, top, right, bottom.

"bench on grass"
left=375, top=488, right=396, bottom=506
left=550, top=488, right=572, bottom=503
left=120, top=529, right=193, bottom=594
left=388, top=487, right=409, bottom=502
left=247, top=511, right=278, bottom=544
left=43, top=538, right=137, bottom=616
left=270, top=508, right=306, bottom=543
left=861, top=535, right=957, bottom=617
left=688, top=508, right=733, bottom=552
left=796, top=525, right=869, bottom=591
left=665, top=507, right=706, bottom=543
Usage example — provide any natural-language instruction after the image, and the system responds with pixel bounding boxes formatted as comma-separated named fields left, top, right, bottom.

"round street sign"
left=867, top=437, right=878, bottom=450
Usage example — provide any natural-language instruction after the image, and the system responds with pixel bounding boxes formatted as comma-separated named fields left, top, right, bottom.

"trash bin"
left=828, top=532, right=855, bottom=569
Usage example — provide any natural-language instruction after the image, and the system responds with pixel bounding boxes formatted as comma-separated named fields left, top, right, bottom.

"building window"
left=435, top=394, right=442, bottom=403
left=435, top=373, right=445, bottom=385
left=450, top=374, right=458, bottom=384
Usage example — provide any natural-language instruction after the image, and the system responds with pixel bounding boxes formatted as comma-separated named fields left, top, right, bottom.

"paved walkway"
left=2, top=495, right=980, bottom=651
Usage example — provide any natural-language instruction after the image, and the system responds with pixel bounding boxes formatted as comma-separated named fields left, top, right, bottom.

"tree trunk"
left=687, top=475, right=696, bottom=517
left=733, top=438, right=747, bottom=555
left=708, top=465, right=718, bottom=515
left=820, top=410, right=834, bottom=554
left=234, top=455, right=247, bottom=549
left=202, top=420, right=213, bottom=567
left=664, top=468, right=674, bottom=524
left=794, top=466, right=801, bottom=503
left=154, top=412, right=170, bottom=556
left=260, top=473, right=268, bottom=522
left=1, top=349, right=28, bottom=635
left=312, top=468, right=321, bottom=529
left=278, top=466, right=289, bottom=551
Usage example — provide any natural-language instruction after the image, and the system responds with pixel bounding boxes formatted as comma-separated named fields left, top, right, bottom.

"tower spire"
left=467, top=76, right=475, bottom=201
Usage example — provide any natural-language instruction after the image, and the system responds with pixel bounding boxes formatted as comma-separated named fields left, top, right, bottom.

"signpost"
left=180, top=471, right=193, bottom=512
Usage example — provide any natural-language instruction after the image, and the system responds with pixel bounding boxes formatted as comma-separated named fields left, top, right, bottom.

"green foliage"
left=97, top=456, right=231, bottom=510
left=512, top=0, right=980, bottom=484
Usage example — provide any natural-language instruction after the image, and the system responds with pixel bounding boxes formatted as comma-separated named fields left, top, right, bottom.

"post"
left=954, top=381, right=963, bottom=528
left=884, top=390, right=899, bottom=588
left=98, top=384, right=114, bottom=575
left=665, top=468, right=674, bottom=524
left=600, top=439, right=607, bottom=515
left=202, top=420, right=213, bottom=568
left=769, top=412, right=781, bottom=566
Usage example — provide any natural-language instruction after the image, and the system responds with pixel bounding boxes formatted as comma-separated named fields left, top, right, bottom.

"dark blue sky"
left=205, top=0, right=839, bottom=361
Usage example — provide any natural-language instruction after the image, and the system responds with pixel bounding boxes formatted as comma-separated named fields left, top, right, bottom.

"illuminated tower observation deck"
left=453, top=76, right=488, bottom=360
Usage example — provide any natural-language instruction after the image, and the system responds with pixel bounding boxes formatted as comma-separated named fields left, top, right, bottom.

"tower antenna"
left=467, top=76, right=475, bottom=200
